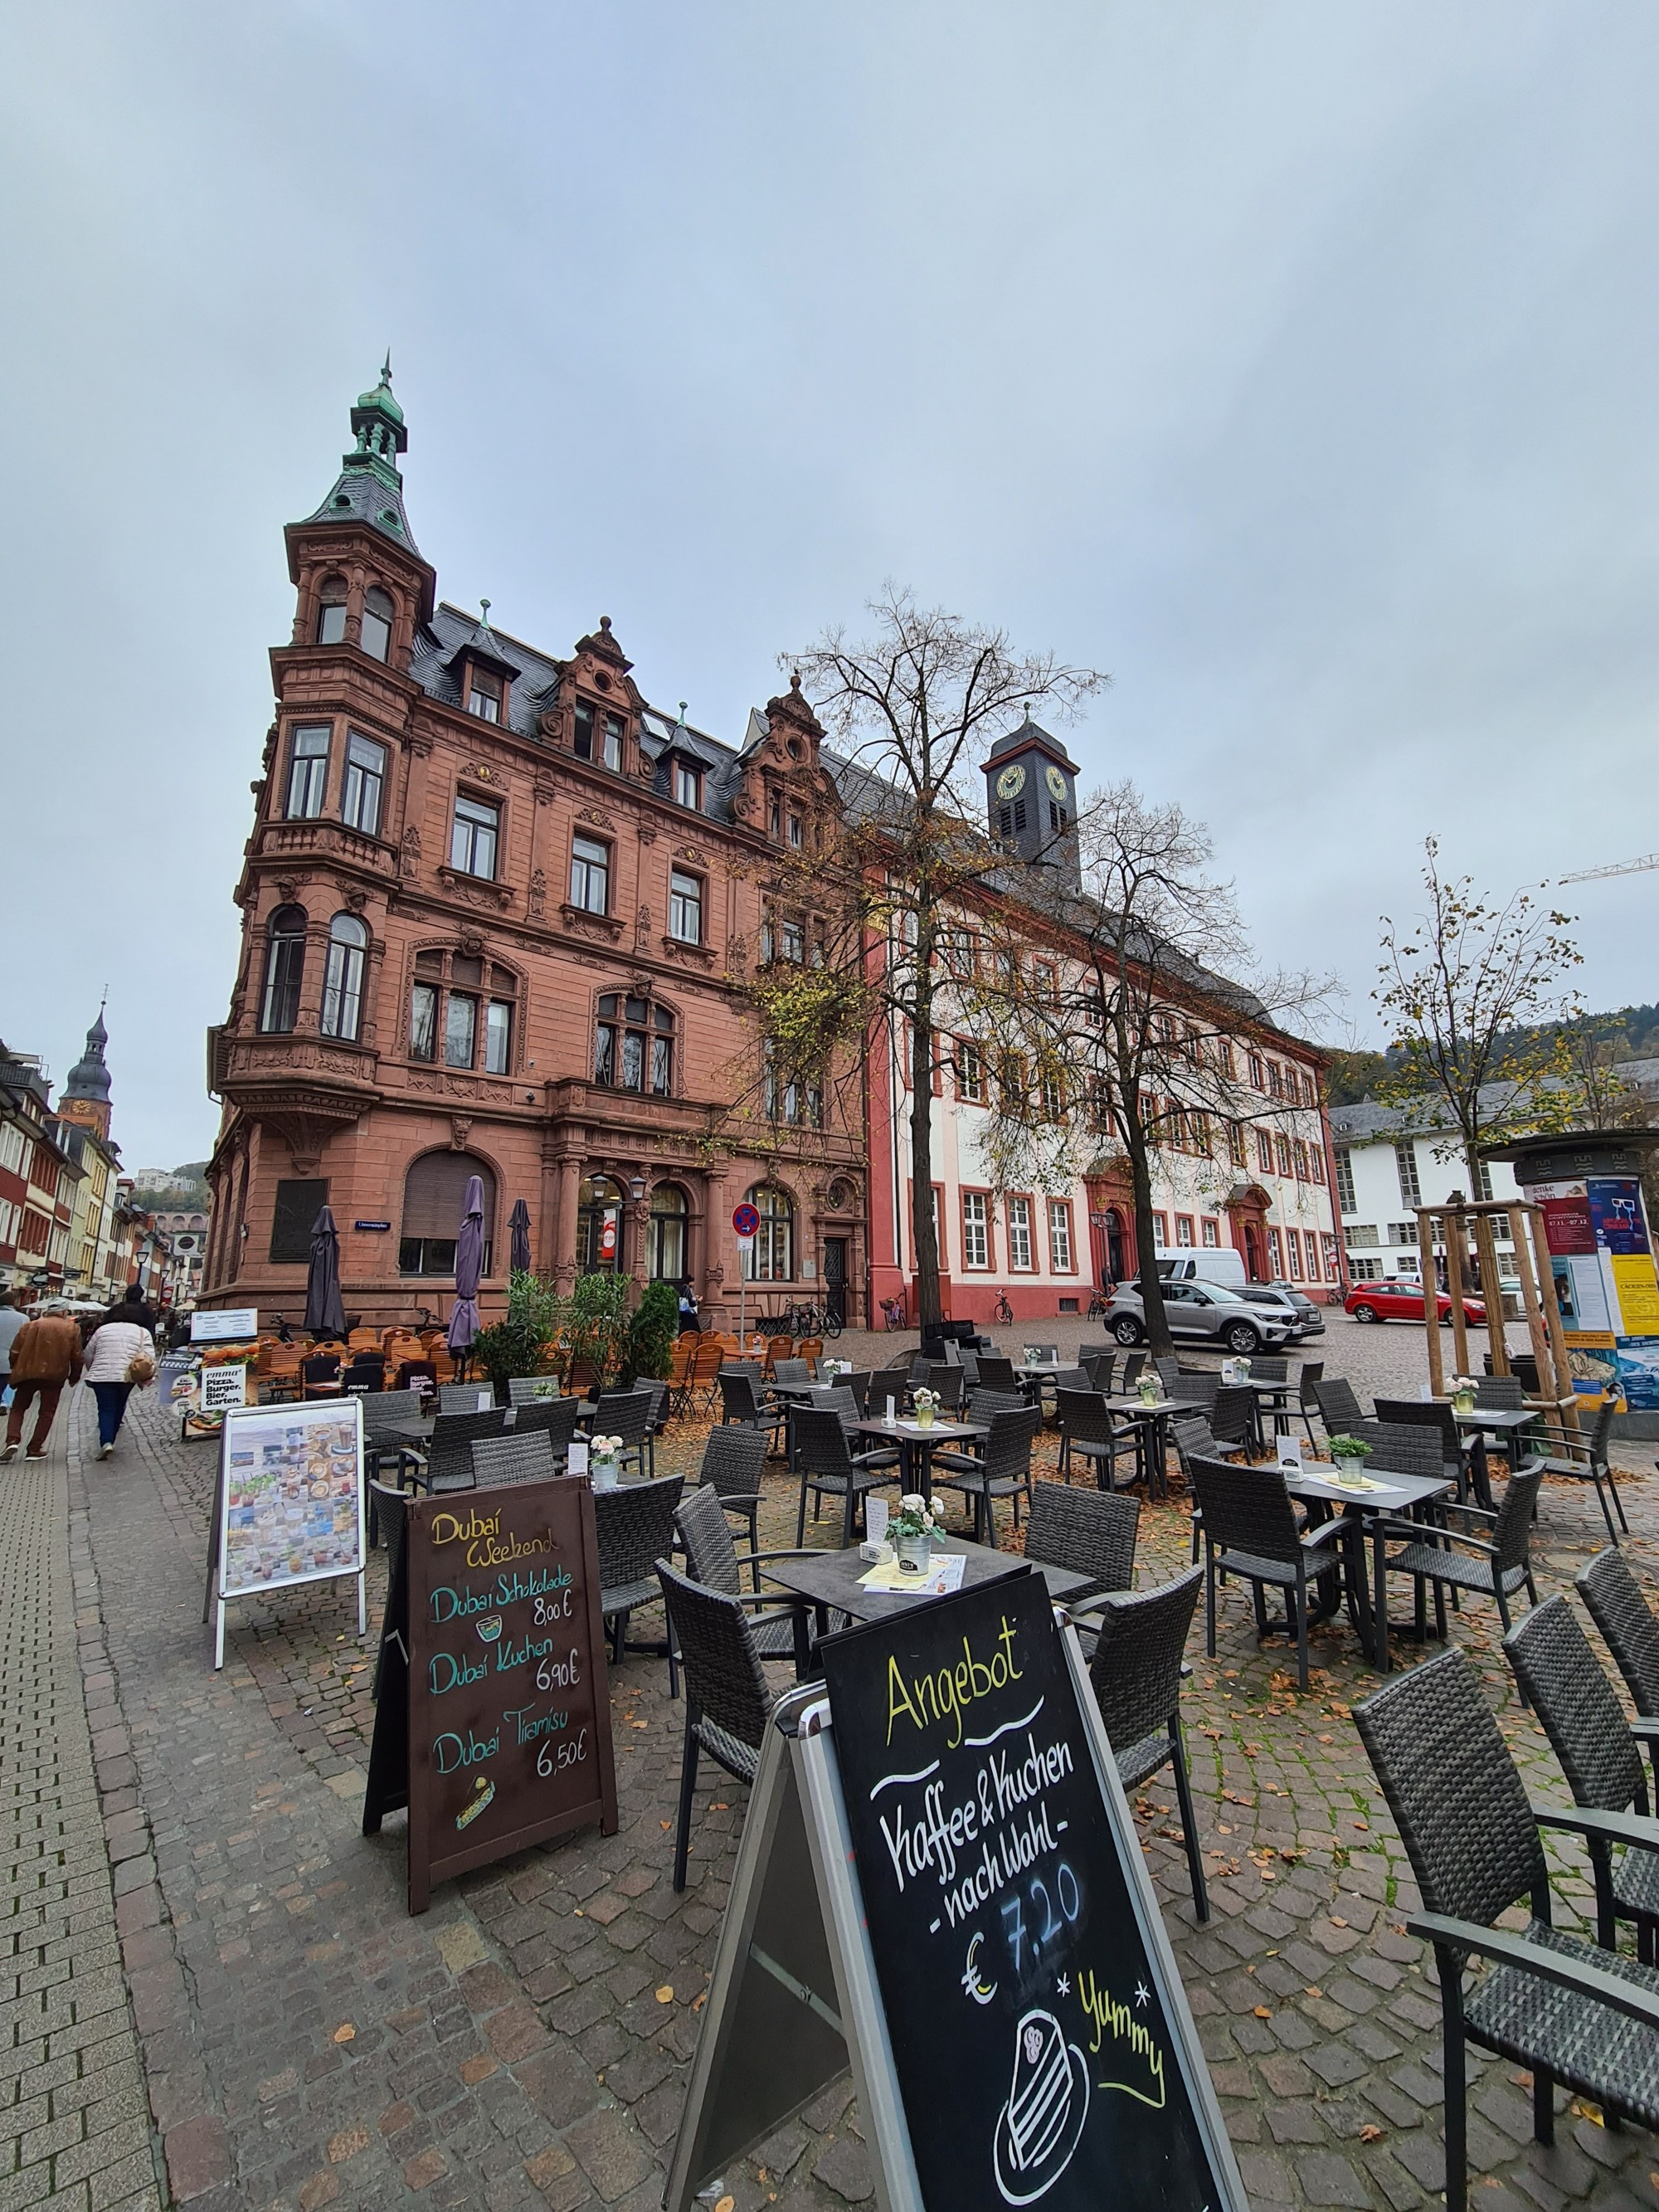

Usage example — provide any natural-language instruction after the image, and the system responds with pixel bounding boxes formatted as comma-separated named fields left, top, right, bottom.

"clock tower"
left=982, top=712, right=1081, bottom=889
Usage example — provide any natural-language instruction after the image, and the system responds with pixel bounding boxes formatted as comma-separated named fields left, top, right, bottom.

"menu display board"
left=387, top=1478, right=617, bottom=1913
left=207, top=1401, right=367, bottom=1666
left=820, top=1573, right=1235, bottom=2212
left=1536, top=1174, right=1659, bottom=1409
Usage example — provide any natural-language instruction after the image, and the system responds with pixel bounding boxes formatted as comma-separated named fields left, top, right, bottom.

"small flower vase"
left=895, top=1532, right=931, bottom=1574
left=1453, top=1387, right=1476, bottom=1415
left=591, top=1454, right=620, bottom=1491
left=916, top=1404, right=936, bottom=1429
left=1139, top=1380, right=1159, bottom=1406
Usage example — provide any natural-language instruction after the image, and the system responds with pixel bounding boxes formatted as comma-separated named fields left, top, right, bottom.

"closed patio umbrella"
left=446, top=1174, right=486, bottom=1355
left=508, top=1197, right=533, bottom=1276
left=304, top=1205, right=347, bottom=1340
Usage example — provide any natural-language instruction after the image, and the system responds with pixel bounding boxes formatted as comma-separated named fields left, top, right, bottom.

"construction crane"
left=1559, top=853, right=1659, bottom=884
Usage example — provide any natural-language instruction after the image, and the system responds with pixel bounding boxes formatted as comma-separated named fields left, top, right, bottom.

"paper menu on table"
left=858, top=1554, right=968, bottom=1596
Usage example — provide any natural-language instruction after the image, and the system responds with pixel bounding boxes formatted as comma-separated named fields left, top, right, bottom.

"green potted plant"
left=1327, top=1434, right=1374, bottom=1487
left=890, top=1493, right=947, bottom=1572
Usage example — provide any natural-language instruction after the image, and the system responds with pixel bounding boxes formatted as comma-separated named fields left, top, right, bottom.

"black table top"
left=1286, top=1466, right=1452, bottom=1513
left=853, top=1415, right=987, bottom=1445
left=761, top=1537, right=1093, bottom=1624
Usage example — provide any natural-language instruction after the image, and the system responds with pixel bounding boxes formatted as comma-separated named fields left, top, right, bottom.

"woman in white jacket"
left=82, top=1308, right=155, bottom=1460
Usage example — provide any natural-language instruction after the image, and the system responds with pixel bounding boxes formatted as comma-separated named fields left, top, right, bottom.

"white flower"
left=901, top=1493, right=925, bottom=1513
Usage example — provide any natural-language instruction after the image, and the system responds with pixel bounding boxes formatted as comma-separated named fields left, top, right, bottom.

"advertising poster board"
left=1534, top=1175, right=1659, bottom=1410
left=192, top=1308, right=260, bottom=1343
left=364, top=1477, right=617, bottom=1913
left=206, top=1400, right=367, bottom=1666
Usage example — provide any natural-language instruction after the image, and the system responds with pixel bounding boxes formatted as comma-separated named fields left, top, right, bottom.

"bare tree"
left=1374, top=840, right=1583, bottom=1189
left=965, top=782, right=1334, bottom=1356
left=743, top=587, right=1107, bottom=1330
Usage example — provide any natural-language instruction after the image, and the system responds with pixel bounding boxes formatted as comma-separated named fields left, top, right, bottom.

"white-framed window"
left=669, top=870, right=703, bottom=944
left=341, top=733, right=387, bottom=836
left=1152, top=1213, right=1168, bottom=1249
left=1387, top=1221, right=1416, bottom=1246
left=961, top=1192, right=990, bottom=1269
left=570, top=836, right=610, bottom=914
left=450, top=793, right=499, bottom=878
left=1350, top=1256, right=1382, bottom=1281
left=1395, top=1143, right=1423, bottom=1208
left=1201, top=1218, right=1220, bottom=1247
left=674, top=761, right=701, bottom=809
left=1334, top=1147, right=1355, bottom=1211
left=1267, top=1226, right=1283, bottom=1274
left=1175, top=1216, right=1194, bottom=1247
left=319, top=914, right=367, bottom=1041
left=1048, top=1199, right=1073, bottom=1272
left=1286, top=1228, right=1303, bottom=1279
left=742, top=1185, right=793, bottom=1282
left=957, top=1042, right=985, bottom=1103
left=285, top=724, right=330, bottom=818
left=1008, top=1196, right=1033, bottom=1270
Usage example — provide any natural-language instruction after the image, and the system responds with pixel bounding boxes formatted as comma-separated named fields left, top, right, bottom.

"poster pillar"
left=1486, top=1133, right=1659, bottom=1439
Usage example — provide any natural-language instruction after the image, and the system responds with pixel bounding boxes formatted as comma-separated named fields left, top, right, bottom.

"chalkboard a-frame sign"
left=363, top=1477, right=617, bottom=1914
left=667, top=1571, right=1246, bottom=2212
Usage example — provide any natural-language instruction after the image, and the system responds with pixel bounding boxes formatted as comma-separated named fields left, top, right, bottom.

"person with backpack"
left=81, top=1302, right=157, bottom=1461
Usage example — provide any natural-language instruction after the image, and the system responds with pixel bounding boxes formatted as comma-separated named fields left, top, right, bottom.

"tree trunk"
left=1126, top=1126, right=1174, bottom=1357
left=909, top=922, right=943, bottom=1333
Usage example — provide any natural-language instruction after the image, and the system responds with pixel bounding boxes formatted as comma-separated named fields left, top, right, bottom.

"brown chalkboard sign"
left=373, top=1477, right=617, bottom=1913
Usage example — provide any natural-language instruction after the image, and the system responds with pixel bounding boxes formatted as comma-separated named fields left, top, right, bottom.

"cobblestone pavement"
left=0, top=1422, right=161, bottom=2208
left=56, top=1327, right=1659, bottom=2210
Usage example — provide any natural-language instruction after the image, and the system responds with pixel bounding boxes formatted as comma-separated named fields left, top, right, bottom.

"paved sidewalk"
left=0, top=1422, right=160, bottom=2208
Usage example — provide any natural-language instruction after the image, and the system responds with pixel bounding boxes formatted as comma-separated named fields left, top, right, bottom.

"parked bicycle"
left=781, top=1298, right=842, bottom=1340
left=1087, top=1288, right=1111, bottom=1320
left=879, top=1293, right=907, bottom=1332
left=993, top=1289, right=1014, bottom=1325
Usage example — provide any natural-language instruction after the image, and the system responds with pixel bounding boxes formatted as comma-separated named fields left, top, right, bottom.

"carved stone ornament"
left=528, top=868, right=547, bottom=918
left=577, top=806, right=615, bottom=830
left=458, top=932, right=484, bottom=957
left=638, top=824, right=656, bottom=845
left=627, top=970, right=654, bottom=996
left=343, top=888, right=367, bottom=914
left=275, top=876, right=302, bottom=904
left=538, top=708, right=563, bottom=742
left=450, top=1115, right=473, bottom=1151
left=674, top=845, right=707, bottom=865
left=559, top=904, right=624, bottom=943
left=463, top=762, right=501, bottom=786
left=634, top=904, right=651, bottom=948
left=408, top=734, right=434, bottom=760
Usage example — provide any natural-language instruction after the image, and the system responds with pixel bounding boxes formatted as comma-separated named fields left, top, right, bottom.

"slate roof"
left=1328, top=1086, right=1522, bottom=1144
left=301, top=463, right=421, bottom=557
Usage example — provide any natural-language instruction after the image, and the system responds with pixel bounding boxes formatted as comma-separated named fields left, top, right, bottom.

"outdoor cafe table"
left=769, top=1379, right=844, bottom=1469
left=1438, top=1401, right=1538, bottom=1511
left=1100, top=1394, right=1181, bottom=1498
left=851, top=1415, right=986, bottom=1503
left=761, top=1535, right=1094, bottom=1667
left=1284, top=1463, right=1453, bottom=1674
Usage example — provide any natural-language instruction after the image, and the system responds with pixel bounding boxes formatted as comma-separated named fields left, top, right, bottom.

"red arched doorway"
left=1225, top=1184, right=1272, bottom=1283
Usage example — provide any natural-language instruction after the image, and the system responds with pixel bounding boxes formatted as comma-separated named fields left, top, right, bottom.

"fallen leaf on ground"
left=1253, top=2005, right=1272, bottom=2019
left=655, top=1985, right=674, bottom=2004
left=1359, top=2124, right=1384, bottom=2143
left=333, top=2024, right=355, bottom=2044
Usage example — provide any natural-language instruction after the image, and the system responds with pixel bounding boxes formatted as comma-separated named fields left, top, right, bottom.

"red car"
left=1345, top=1278, right=1486, bottom=1326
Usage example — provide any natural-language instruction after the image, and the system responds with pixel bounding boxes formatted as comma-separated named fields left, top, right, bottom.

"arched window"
left=316, top=573, right=348, bottom=646
left=361, top=586, right=393, bottom=662
left=319, top=914, right=367, bottom=1040
left=259, top=905, right=308, bottom=1034
left=592, top=994, right=674, bottom=1097
left=742, top=1185, right=793, bottom=1284
left=398, top=1152, right=496, bottom=1278
left=577, top=1177, right=625, bottom=1274
left=648, top=1185, right=688, bottom=1281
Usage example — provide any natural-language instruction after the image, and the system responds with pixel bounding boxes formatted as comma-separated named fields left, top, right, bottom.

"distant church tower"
left=982, top=712, right=1082, bottom=891
left=58, top=1007, right=113, bottom=1141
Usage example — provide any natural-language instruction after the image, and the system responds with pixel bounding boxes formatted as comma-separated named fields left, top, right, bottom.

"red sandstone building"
left=200, top=372, right=866, bottom=1328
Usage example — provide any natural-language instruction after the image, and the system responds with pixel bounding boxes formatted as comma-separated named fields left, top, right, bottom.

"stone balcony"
left=251, top=818, right=400, bottom=884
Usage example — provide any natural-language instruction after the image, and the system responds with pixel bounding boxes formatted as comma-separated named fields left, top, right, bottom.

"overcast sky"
left=3, top=2, right=1657, bottom=1170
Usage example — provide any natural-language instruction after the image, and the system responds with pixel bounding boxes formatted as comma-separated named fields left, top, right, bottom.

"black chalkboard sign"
left=820, top=1571, right=1233, bottom=2212
left=369, top=1478, right=617, bottom=1913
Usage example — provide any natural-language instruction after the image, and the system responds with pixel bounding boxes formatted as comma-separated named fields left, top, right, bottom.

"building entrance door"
left=824, top=1237, right=849, bottom=1326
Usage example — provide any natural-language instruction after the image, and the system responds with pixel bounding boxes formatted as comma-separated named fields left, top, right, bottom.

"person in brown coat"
left=2, top=1313, right=85, bottom=1460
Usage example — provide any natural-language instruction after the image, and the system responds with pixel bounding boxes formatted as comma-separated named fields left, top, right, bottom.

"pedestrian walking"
left=104, top=1284, right=158, bottom=1335
left=81, top=1306, right=157, bottom=1461
left=2, top=1308, right=85, bottom=1461
left=0, top=1289, right=24, bottom=1410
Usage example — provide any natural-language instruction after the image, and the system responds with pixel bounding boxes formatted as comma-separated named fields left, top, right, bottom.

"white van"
left=1153, top=1251, right=1248, bottom=1292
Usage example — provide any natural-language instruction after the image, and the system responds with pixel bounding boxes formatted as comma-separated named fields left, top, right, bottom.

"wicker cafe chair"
left=792, top=1406, right=900, bottom=1547
left=1119, top=1352, right=1146, bottom=1391
left=1379, top=1468, right=1544, bottom=1644
left=697, top=1425, right=767, bottom=1568
left=1347, top=1420, right=1450, bottom=1487
left=1024, top=1482, right=1138, bottom=1604
left=1079, top=1350, right=1117, bottom=1395
left=424, top=1408, right=510, bottom=1493
left=655, top=1558, right=784, bottom=1892
left=1579, top=1547, right=1659, bottom=1721
left=772, top=1358, right=812, bottom=1384
left=931, top=1404, right=1041, bottom=1545
left=1170, top=1410, right=1247, bottom=1565
left=509, top=1396, right=583, bottom=1466
left=1297, top=1362, right=1325, bottom=1451
left=367, top=1481, right=412, bottom=1701
left=1525, top=1401, right=1628, bottom=1547
left=674, top=1487, right=815, bottom=1669
left=1154, top=1357, right=1183, bottom=1395
left=359, top=1389, right=425, bottom=1492
left=974, top=1356, right=1019, bottom=1394
left=1054, top=1388, right=1121, bottom=1491
left=718, top=1370, right=785, bottom=1452
left=1355, top=1646, right=1659, bottom=2212
left=440, top=1381, right=494, bottom=1413
left=591, top=1388, right=654, bottom=1480
left=469, top=1430, right=556, bottom=1488
left=1505, top=1597, right=1659, bottom=1960
left=1086, top=1566, right=1209, bottom=1922
left=1313, top=1375, right=1367, bottom=1437
left=507, top=1376, right=566, bottom=1406
left=593, top=1474, right=685, bottom=1669
left=1188, top=1454, right=1347, bottom=1691
left=1477, top=1375, right=1528, bottom=1411
left=1165, top=1370, right=1219, bottom=1415
left=924, top=1364, right=966, bottom=1413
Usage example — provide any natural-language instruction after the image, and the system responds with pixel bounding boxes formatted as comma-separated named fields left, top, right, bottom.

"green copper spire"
left=300, top=359, right=421, bottom=552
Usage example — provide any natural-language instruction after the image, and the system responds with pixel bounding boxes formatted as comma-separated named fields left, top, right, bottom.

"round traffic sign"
left=732, top=1202, right=761, bottom=1238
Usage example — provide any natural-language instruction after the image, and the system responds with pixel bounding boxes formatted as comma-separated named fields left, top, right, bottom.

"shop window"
left=649, top=1185, right=688, bottom=1280
left=576, top=1176, right=625, bottom=1273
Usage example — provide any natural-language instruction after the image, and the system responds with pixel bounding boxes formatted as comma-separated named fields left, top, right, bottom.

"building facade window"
left=360, top=586, right=393, bottom=661
left=450, top=793, right=499, bottom=877
left=467, top=668, right=502, bottom=723
left=572, top=702, right=622, bottom=769
left=1394, top=1142, right=1423, bottom=1208
left=1248, top=1052, right=1265, bottom=1089
left=1007, top=1196, right=1033, bottom=1270
left=674, top=761, right=701, bottom=809
left=1048, top=1199, right=1073, bottom=1272
left=484, top=1000, right=512, bottom=1075
left=1275, top=1133, right=1293, bottom=1178
left=1175, top=1215, right=1194, bottom=1247
left=592, top=994, right=674, bottom=1097
left=341, top=733, right=387, bottom=836
left=961, top=1191, right=990, bottom=1270
left=259, top=906, right=308, bottom=1034
left=1152, top=1212, right=1168, bottom=1249
left=445, top=994, right=477, bottom=1068
left=410, top=982, right=437, bottom=1060
left=743, top=1186, right=793, bottom=1282
left=1286, top=1228, right=1303, bottom=1279
left=1201, top=1217, right=1220, bottom=1247
left=669, top=870, right=703, bottom=944
left=285, top=725, right=330, bottom=818
left=1256, top=1128, right=1273, bottom=1175
left=1335, top=1147, right=1356, bottom=1212
left=957, top=1041, right=985, bottom=1104
left=316, top=576, right=348, bottom=646
left=270, top=1177, right=328, bottom=1264
left=319, top=914, right=367, bottom=1040
left=399, top=1151, right=495, bottom=1277
left=649, top=1185, right=688, bottom=1280
left=1267, top=1227, right=1284, bottom=1275
left=406, top=951, right=518, bottom=1072
left=576, top=1177, right=625, bottom=1272
left=570, top=836, right=610, bottom=914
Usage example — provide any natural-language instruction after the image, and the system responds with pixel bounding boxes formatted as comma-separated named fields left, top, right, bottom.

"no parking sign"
left=732, top=1202, right=760, bottom=1242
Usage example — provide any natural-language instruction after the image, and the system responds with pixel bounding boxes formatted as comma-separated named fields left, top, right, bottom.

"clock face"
left=1044, top=764, right=1068, bottom=801
left=995, top=763, right=1026, bottom=800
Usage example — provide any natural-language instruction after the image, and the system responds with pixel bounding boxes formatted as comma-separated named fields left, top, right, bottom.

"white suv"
left=1106, top=1279, right=1297, bottom=1356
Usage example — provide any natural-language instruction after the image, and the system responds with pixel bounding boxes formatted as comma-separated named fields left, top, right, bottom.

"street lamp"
left=630, top=1176, right=647, bottom=1203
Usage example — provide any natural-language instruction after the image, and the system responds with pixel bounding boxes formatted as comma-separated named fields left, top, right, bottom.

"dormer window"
left=468, top=668, right=502, bottom=724
left=674, top=761, right=701, bottom=809
left=361, top=587, right=393, bottom=662
left=316, top=575, right=348, bottom=646
left=572, top=702, right=623, bottom=769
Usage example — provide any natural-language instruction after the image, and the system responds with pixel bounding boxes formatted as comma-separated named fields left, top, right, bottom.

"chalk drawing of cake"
left=994, top=2008, right=1090, bottom=2204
